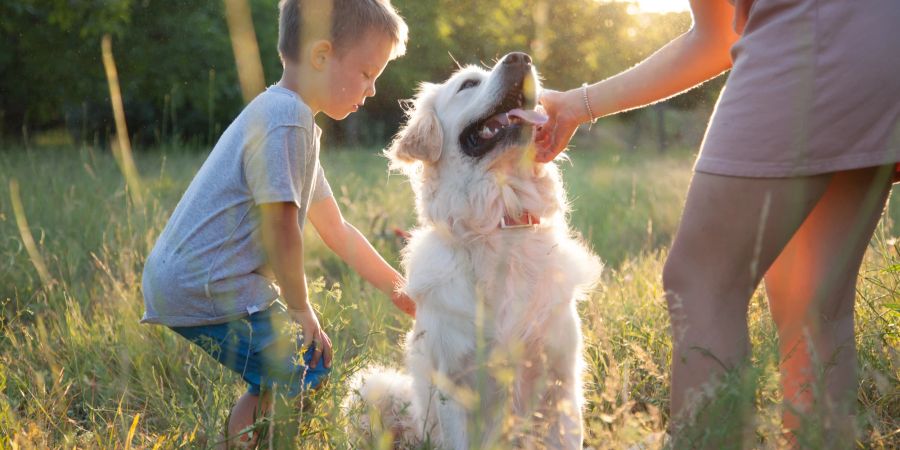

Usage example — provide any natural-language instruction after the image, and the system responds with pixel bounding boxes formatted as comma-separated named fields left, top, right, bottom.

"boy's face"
left=321, top=31, right=394, bottom=120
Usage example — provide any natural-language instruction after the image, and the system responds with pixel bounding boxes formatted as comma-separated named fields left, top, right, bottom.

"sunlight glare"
left=602, top=0, right=691, bottom=14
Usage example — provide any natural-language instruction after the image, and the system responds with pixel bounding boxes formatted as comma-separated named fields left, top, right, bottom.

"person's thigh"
left=172, top=316, right=267, bottom=394
left=171, top=304, right=330, bottom=397
left=665, top=171, right=832, bottom=309
left=766, top=165, right=893, bottom=340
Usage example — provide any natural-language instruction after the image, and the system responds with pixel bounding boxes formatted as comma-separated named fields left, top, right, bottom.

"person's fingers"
left=534, top=119, right=555, bottom=149
left=310, top=338, right=323, bottom=368
left=405, top=297, right=416, bottom=317
left=535, top=136, right=554, bottom=158
left=534, top=122, right=559, bottom=162
left=537, top=139, right=567, bottom=162
left=536, top=150, right=553, bottom=163
left=301, top=328, right=314, bottom=349
left=534, top=126, right=549, bottom=148
left=403, top=299, right=415, bottom=317
left=393, top=293, right=417, bottom=317
left=290, top=308, right=317, bottom=348
left=322, top=334, right=333, bottom=368
left=538, top=89, right=560, bottom=109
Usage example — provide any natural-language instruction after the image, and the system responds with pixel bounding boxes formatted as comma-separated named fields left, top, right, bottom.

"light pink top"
left=695, top=0, right=900, bottom=178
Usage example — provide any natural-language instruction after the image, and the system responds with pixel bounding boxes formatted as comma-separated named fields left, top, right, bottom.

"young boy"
left=140, top=0, right=413, bottom=445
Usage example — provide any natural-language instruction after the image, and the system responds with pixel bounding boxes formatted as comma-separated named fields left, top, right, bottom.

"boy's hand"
left=391, top=291, right=416, bottom=317
left=287, top=307, right=333, bottom=369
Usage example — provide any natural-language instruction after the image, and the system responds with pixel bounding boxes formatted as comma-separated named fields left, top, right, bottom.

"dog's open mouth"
left=460, top=77, right=547, bottom=158
left=476, top=108, right=548, bottom=140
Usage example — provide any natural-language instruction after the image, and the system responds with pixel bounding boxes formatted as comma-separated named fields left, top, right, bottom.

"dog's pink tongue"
left=508, top=108, right=548, bottom=126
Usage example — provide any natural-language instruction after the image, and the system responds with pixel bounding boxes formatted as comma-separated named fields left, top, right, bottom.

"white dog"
left=347, top=52, right=602, bottom=449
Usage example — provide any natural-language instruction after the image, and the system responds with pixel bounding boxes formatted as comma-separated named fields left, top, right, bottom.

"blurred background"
left=0, top=0, right=715, bottom=152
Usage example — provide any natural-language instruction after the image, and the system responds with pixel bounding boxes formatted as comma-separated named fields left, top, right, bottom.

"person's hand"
left=287, top=306, right=333, bottom=368
left=534, top=88, right=588, bottom=163
left=391, top=290, right=416, bottom=317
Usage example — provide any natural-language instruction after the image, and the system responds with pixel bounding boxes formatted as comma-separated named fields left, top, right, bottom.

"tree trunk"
left=654, top=104, right=667, bottom=153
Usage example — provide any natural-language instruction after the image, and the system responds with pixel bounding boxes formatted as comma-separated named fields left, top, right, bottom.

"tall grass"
left=1, top=143, right=898, bottom=448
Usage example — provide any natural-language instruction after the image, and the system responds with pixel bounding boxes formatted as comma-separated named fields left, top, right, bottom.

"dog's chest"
left=465, top=234, right=566, bottom=331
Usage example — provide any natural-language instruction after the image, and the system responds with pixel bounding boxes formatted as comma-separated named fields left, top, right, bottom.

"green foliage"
left=1, top=143, right=899, bottom=448
left=1, top=1, right=713, bottom=147
left=0, top=0, right=285, bottom=146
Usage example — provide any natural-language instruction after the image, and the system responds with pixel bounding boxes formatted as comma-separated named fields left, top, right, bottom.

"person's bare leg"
left=226, top=391, right=272, bottom=448
left=765, top=166, right=892, bottom=445
left=662, top=172, right=831, bottom=429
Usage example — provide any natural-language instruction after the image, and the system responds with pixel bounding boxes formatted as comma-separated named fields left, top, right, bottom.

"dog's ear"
left=388, top=109, right=443, bottom=164
left=387, top=86, right=443, bottom=165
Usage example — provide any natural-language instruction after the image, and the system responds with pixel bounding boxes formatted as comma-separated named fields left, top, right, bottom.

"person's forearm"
left=308, top=198, right=405, bottom=296
left=270, top=231, right=310, bottom=311
left=331, top=222, right=403, bottom=295
left=261, top=206, right=311, bottom=312
left=587, top=10, right=739, bottom=119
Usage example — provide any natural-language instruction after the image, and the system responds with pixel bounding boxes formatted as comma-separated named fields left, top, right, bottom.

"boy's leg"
left=226, top=390, right=272, bottom=448
left=172, top=304, right=329, bottom=448
left=228, top=304, right=330, bottom=447
left=764, top=166, right=892, bottom=440
left=662, top=171, right=831, bottom=424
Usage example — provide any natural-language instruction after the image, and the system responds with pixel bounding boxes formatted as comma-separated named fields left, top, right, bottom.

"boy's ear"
left=387, top=104, right=443, bottom=165
left=309, top=40, right=332, bottom=70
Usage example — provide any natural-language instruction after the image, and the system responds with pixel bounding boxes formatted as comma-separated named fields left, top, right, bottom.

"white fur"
left=348, top=58, right=602, bottom=449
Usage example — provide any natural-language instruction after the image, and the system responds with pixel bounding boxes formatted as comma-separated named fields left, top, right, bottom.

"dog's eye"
left=458, top=79, right=480, bottom=92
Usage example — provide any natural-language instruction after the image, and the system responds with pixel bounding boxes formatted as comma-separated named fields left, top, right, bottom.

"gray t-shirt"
left=141, top=85, right=333, bottom=327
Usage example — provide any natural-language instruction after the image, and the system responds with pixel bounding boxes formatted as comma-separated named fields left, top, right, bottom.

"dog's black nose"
left=502, top=52, right=532, bottom=66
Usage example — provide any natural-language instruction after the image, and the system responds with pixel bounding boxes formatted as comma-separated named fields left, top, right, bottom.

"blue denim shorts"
left=170, top=302, right=330, bottom=397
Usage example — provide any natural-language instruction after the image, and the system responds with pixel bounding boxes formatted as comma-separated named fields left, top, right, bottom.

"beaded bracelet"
left=582, top=83, right=598, bottom=129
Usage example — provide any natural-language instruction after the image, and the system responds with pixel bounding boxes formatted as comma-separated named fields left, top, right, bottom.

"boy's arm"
left=259, top=201, right=333, bottom=368
left=307, top=196, right=416, bottom=317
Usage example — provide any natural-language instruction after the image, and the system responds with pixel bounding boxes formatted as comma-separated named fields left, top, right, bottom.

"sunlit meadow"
left=1, top=121, right=898, bottom=448
left=3, top=0, right=898, bottom=447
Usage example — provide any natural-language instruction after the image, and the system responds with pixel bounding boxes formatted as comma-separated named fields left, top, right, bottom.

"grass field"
left=1, top=140, right=898, bottom=449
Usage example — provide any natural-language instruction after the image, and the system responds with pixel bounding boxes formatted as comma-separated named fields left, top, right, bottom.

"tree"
left=0, top=0, right=704, bottom=149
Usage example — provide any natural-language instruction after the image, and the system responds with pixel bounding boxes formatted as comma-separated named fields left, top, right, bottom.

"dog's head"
left=387, top=52, right=567, bottom=234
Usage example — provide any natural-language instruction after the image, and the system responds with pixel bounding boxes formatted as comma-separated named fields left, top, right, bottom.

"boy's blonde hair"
left=278, top=0, right=408, bottom=63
